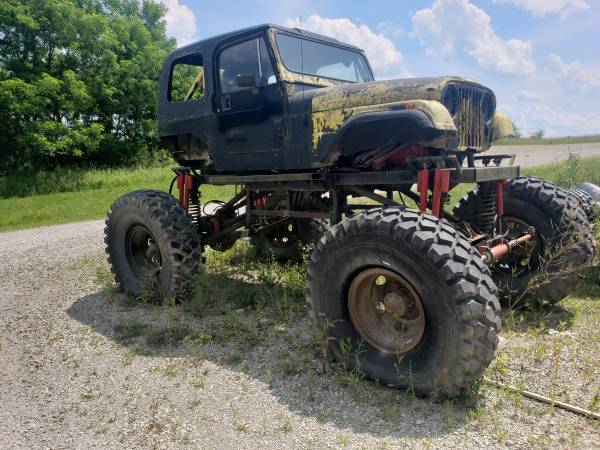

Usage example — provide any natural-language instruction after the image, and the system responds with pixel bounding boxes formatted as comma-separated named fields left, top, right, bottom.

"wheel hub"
left=126, top=225, right=162, bottom=278
left=348, top=268, right=425, bottom=354
left=383, top=292, right=409, bottom=317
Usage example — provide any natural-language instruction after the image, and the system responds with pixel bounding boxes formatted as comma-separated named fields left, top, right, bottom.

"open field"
left=494, top=135, right=600, bottom=146
left=2, top=148, right=600, bottom=232
left=488, top=142, right=600, bottom=169
left=0, top=166, right=234, bottom=232
left=0, top=218, right=598, bottom=449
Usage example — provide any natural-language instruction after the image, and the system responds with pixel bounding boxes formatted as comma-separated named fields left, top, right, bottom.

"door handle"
left=221, top=95, right=232, bottom=111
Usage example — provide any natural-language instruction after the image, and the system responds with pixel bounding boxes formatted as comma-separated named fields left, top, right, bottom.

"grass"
left=526, top=152, right=600, bottom=187
left=0, top=166, right=233, bottom=232
left=0, top=166, right=174, bottom=198
left=494, top=134, right=600, bottom=146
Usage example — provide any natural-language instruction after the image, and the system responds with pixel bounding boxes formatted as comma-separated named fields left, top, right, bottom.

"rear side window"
left=169, top=53, right=205, bottom=102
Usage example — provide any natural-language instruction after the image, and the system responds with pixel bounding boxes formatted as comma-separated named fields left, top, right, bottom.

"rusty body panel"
left=306, top=77, right=496, bottom=160
left=310, top=77, right=462, bottom=112
left=310, top=99, right=457, bottom=155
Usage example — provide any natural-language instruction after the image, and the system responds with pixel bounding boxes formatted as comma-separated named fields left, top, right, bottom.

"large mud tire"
left=453, top=177, right=594, bottom=306
left=569, top=183, right=600, bottom=222
left=105, top=190, right=202, bottom=301
left=306, top=207, right=500, bottom=398
left=251, top=218, right=327, bottom=262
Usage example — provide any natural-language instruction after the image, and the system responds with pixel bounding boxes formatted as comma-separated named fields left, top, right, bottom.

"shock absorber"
left=188, top=184, right=201, bottom=224
left=475, top=182, right=496, bottom=235
left=175, top=170, right=201, bottom=224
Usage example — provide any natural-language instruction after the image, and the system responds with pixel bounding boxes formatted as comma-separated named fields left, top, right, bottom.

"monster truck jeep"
left=105, top=24, right=595, bottom=397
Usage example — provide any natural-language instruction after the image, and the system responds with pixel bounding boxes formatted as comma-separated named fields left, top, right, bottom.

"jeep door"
left=215, top=35, right=285, bottom=171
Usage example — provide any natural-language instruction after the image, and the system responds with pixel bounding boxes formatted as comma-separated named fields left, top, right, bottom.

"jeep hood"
left=310, top=76, right=482, bottom=113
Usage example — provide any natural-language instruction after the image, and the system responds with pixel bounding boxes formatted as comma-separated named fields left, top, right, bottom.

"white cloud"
left=506, top=103, right=600, bottom=136
left=158, top=0, right=198, bottom=47
left=411, top=0, right=536, bottom=75
left=377, top=22, right=404, bottom=38
left=284, top=15, right=411, bottom=79
left=518, top=90, right=545, bottom=101
left=550, top=54, right=600, bottom=92
left=492, top=0, right=589, bottom=18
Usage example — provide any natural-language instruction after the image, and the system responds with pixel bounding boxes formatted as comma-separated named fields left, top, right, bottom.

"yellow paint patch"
left=310, top=77, right=473, bottom=112
left=492, top=112, right=516, bottom=141
left=311, top=100, right=457, bottom=151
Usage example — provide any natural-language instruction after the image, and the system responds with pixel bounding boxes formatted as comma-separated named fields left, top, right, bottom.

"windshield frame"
left=272, top=31, right=374, bottom=85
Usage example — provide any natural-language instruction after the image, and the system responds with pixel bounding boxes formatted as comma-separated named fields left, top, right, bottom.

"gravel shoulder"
left=489, top=142, right=600, bottom=167
left=1, top=218, right=599, bottom=449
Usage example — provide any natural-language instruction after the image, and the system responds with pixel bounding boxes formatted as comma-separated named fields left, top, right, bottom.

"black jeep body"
left=156, top=24, right=508, bottom=174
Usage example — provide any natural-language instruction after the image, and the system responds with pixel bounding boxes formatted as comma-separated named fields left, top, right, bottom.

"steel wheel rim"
left=347, top=268, right=426, bottom=354
left=125, top=225, right=162, bottom=278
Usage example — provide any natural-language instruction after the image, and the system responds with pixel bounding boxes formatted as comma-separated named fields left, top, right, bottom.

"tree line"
left=0, top=0, right=176, bottom=175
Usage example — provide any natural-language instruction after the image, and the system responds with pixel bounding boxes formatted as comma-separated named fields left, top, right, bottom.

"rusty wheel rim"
left=348, top=268, right=426, bottom=354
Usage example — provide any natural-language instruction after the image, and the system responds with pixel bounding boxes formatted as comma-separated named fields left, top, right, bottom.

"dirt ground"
left=489, top=142, right=600, bottom=167
left=1, top=220, right=598, bottom=449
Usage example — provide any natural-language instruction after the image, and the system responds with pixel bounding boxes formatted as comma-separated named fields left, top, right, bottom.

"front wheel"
left=104, top=190, right=202, bottom=301
left=306, top=207, right=501, bottom=398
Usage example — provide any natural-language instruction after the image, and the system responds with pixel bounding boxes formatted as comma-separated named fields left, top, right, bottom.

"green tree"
left=0, top=0, right=176, bottom=174
left=530, top=129, right=545, bottom=140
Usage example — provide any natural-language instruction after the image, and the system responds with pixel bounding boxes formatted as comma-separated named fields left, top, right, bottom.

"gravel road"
left=489, top=142, right=600, bottom=167
left=1, top=219, right=598, bottom=449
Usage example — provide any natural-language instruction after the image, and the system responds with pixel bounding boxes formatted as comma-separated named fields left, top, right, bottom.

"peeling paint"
left=311, top=100, right=457, bottom=151
left=310, top=77, right=478, bottom=112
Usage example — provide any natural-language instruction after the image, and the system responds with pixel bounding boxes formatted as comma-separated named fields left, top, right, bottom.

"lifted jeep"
left=105, top=24, right=595, bottom=397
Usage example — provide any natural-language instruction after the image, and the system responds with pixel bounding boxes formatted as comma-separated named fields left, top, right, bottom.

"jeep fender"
left=312, top=100, right=458, bottom=165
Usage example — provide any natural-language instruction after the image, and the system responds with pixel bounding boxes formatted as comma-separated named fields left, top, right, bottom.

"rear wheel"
left=105, top=190, right=202, bottom=301
left=306, top=207, right=500, bottom=398
left=453, top=177, right=594, bottom=306
left=569, top=183, right=600, bottom=222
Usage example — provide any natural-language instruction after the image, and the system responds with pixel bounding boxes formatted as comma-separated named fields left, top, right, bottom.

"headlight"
left=482, top=94, right=495, bottom=122
left=442, top=85, right=459, bottom=118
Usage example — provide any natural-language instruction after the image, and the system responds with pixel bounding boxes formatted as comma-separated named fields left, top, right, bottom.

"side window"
left=169, top=53, right=204, bottom=102
left=218, top=36, right=276, bottom=94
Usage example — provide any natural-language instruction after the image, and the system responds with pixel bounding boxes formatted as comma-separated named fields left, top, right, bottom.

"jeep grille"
left=444, top=84, right=494, bottom=151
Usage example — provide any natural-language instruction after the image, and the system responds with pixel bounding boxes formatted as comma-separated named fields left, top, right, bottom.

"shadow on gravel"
left=68, top=270, right=479, bottom=440
left=500, top=302, right=576, bottom=333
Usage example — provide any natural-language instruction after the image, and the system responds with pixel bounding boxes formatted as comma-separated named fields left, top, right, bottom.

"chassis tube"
left=481, top=233, right=534, bottom=265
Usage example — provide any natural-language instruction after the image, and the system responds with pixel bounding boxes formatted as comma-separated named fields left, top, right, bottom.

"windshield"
left=275, top=33, right=373, bottom=83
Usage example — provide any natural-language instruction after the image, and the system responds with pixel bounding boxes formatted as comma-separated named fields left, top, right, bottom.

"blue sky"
left=160, top=0, right=600, bottom=136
